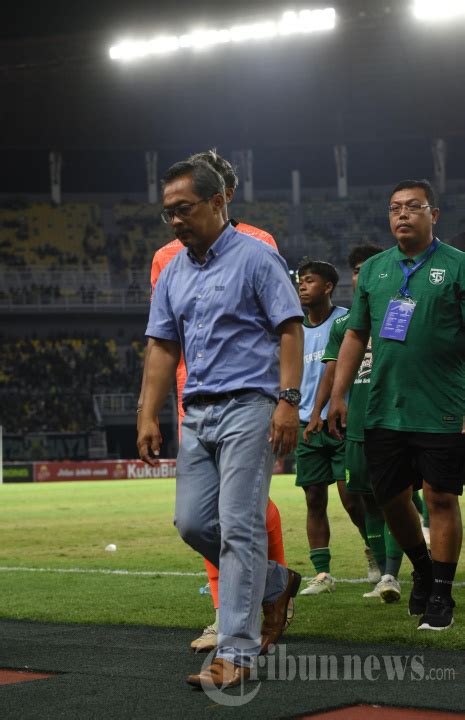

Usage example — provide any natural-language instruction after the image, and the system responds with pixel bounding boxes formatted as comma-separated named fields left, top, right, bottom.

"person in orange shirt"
left=139, top=149, right=290, bottom=652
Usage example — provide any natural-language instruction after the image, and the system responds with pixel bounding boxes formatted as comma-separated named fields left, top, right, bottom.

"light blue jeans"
left=175, top=392, right=289, bottom=667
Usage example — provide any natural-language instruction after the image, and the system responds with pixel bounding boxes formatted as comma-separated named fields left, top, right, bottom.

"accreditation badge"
left=379, top=296, right=416, bottom=341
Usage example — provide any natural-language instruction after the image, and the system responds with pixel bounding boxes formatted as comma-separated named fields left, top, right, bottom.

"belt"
left=183, top=388, right=255, bottom=410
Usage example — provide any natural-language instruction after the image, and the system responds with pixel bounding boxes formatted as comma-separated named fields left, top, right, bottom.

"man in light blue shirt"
left=138, top=159, right=304, bottom=691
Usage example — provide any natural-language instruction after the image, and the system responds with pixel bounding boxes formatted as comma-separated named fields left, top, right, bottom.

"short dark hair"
left=348, top=244, right=383, bottom=269
left=188, top=149, right=239, bottom=191
left=297, top=258, right=339, bottom=292
left=390, top=179, right=437, bottom=207
left=162, top=159, right=225, bottom=198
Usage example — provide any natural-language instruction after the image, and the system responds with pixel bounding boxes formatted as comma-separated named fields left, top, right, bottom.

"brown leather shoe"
left=260, top=568, right=301, bottom=655
left=187, top=658, right=251, bottom=689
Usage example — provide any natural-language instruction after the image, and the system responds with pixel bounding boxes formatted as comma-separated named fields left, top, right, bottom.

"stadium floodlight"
left=109, top=36, right=180, bottom=60
left=280, top=8, right=336, bottom=34
left=179, top=29, right=231, bottom=50
left=229, top=21, right=278, bottom=43
left=413, top=0, right=465, bottom=21
left=109, top=8, right=336, bottom=62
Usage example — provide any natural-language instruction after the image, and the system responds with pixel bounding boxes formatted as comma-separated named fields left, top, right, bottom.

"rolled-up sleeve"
left=323, top=316, right=346, bottom=362
left=255, top=251, right=304, bottom=330
left=145, top=270, right=180, bottom=342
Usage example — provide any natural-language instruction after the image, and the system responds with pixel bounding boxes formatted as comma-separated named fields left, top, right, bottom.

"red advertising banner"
left=33, top=459, right=177, bottom=482
left=31, top=457, right=286, bottom=483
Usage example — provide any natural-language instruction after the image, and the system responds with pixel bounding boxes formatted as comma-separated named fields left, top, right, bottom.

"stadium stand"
left=0, top=336, right=145, bottom=434
left=230, top=201, right=289, bottom=247
left=2, top=186, right=465, bottom=457
left=0, top=201, right=108, bottom=269
left=1, top=190, right=465, bottom=303
left=113, top=202, right=172, bottom=271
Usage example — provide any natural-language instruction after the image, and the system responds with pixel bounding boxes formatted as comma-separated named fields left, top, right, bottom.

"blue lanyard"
left=399, top=238, right=439, bottom=298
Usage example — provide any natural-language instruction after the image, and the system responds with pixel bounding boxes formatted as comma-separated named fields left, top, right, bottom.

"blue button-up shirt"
left=146, top=223, right=303, bottom=401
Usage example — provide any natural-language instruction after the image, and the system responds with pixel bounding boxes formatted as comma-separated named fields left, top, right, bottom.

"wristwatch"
left=278, top=388, right=302, bottom=406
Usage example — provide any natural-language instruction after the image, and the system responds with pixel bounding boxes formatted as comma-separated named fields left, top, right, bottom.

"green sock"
left=310, top=547, right=331, bottom=575
left=422, top=495, right=430, bottom=528
left=358, top=522, right=369, bottom=546
left=365, top=511, right=386, bottom=574
left=412, top=490, right=423, bottom=515
left=384, top=524, right=403, bottom=578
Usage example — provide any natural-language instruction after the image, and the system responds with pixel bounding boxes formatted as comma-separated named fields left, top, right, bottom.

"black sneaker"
left=418, top=595, right=455, bottom=631
left=408, top=570, right=432, bottom=616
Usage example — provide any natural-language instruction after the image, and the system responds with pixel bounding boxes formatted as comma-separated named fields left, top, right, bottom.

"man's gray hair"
left=162, top=159, right=226, bottom=198
left=188, top=149, right=239, bottom=191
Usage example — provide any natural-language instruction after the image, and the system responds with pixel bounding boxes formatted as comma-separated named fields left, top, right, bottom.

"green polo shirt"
left=323, top=313, right=372, bottom=442
left=347, top=239, right=465, bottom=433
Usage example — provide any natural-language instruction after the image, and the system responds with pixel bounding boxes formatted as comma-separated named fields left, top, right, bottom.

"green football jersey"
left=348, top=239, right=465, bottom=433
left=323, top=312, right=371, bottom=442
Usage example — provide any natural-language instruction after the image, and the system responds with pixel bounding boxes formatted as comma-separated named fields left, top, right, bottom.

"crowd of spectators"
left=0, top=336, right=145, bottom=434
left=110, top=201, right=173, bottom=271
left=2, top=193, right=465, bottom=284
left=0, top=199, right=108, bottom=269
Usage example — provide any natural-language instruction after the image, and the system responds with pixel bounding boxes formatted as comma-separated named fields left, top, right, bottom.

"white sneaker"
left=363, top=574, right=401, bottom=601
left=300, top=572, right=336, bottom=595
left=378, top=574, right=401, bottom=603
left=363, top=584, right=382, bottom=598
left=190, top=622, right=218, bottom=652
left=365, top=547, right=381, bottom=584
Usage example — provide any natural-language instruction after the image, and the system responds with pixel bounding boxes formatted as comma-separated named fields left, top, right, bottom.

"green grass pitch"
left=0, top=476, right=463, bottom=650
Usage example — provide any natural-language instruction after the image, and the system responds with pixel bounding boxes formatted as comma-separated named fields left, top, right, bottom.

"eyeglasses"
left=160, top=198, right=209, bottom=224
left=388, top=202, right=432, bottom=215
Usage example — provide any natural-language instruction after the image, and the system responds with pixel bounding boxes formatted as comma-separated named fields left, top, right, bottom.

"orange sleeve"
left=150, top=252, right=164, bottom=300
left=148, top=240, right=187, bottom=425
left=235, top=222, right=278, bottom=251
left=149, top=240, right=184, bottom=300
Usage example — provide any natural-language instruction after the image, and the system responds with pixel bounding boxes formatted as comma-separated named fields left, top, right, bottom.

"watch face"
left=280, top=389, right=301, bottom=405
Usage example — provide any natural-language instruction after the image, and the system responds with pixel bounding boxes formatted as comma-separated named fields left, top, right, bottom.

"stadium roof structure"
left=1, top=0, right=465, bottom=191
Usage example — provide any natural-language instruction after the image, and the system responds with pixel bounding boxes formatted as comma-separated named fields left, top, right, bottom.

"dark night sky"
left=2, top=1, right=313, bottom=39
left=2, top=1, right=465, bottom=192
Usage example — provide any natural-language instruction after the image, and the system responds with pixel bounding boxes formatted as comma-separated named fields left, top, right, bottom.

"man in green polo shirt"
left=328, top=179, right=465, bottom=631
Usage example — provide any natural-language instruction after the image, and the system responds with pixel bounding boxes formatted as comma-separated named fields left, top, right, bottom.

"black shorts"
left=364, top=429, right=465, bottom=506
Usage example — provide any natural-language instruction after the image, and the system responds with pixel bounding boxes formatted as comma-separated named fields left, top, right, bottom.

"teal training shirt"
left=299, top=305, right=348, bottom=423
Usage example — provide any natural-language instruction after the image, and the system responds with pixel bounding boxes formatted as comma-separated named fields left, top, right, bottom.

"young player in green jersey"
left=296, top=259, right=373, bottom=595
left=329, top=179, right=465, bottom=631
left=307, top=245, right=406, bottom=602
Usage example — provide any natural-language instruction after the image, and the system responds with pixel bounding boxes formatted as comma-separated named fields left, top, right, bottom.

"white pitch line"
left=0, top=566, right=464, bottom=586
left=0, top=566, right=206, bottom=577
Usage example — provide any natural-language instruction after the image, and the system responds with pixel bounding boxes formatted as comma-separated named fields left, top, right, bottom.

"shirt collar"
left=303, top=306, right=337, bottom=328
left=186, top=222, right=236, bottom=265
left=393, top=236, right=440, bottom=264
